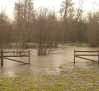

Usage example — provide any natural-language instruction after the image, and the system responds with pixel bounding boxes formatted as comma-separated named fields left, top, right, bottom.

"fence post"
left=1, top=50, right=3, bottom=65
left=74, top=49, right=75, bottom=63
left=98, top=50, right=99, bottom=63
left=28, top=50, right=30, bottom=64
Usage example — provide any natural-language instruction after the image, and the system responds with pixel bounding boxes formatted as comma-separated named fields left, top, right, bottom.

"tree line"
left=0, top=0, right=99, bottom=55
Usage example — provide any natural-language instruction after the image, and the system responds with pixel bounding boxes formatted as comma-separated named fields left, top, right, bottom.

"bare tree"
left=87, top=12, right=99, bottom=47
left=14, top=0, right=35, bottom=48
left=60, top=0, right=73, bottom=43
left=0, top=9, right=13, bottom=48
left=34, top=8, right=60, bottom=55
left=66, top=0, right=84, bottom=42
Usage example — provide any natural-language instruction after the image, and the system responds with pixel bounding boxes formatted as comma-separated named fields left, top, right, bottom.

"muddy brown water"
left=0, top=46, right=99, bottom=77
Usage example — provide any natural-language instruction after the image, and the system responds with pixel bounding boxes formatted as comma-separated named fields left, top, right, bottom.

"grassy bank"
left=67, top=42, right=89, bottom=47
left=0, top=68, right=99, bottom=91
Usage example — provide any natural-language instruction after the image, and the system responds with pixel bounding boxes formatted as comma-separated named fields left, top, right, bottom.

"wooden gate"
left=74, top=50, right=99, bottom=63
left=0, top=50, right=30, bottom=65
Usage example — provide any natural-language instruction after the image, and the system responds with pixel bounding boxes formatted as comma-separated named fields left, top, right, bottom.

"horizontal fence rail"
left=75, top=51, right=99, bottom=52
left=0, top=51, right=30, bottom=57
left=74, top=50, right=99, bottom=63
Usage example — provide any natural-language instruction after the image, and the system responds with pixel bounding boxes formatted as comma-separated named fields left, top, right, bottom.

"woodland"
left=0, top=0, right=99, bottom=55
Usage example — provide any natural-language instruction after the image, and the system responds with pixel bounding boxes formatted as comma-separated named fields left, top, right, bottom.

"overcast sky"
left=0, top=0, right=99, bottom=19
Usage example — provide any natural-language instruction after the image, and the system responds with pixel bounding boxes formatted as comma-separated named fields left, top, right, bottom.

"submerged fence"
left=0, top=50, right=30, bottom=65
left=74, top=50, right=99, bottom=63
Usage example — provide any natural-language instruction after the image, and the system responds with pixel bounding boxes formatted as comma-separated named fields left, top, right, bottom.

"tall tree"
left=60, top=0, right=73, bottom=43
left=34, top=8, right=60, bottom=55
left=14, top=0, right=35, bottom=48
left=87, top=12, right=99, bottom=47
left=66, top=0, right=84, bottom=42
left=0, top=10, right=13, bottom=48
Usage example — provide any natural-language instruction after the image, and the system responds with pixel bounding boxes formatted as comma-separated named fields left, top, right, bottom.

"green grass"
left=0, top=68, right=99, bottom=91
left=67, top=42, right=89, bottom=47
left=59, top=66, right=63, bottom=69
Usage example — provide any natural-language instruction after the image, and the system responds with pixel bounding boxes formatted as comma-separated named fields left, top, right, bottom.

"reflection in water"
left=0, top=46, right=99, bottom=77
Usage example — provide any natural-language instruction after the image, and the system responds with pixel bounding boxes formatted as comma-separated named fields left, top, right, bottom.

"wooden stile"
left=74, top=50, right=99, bottom=63
left=0, top=50, right=30, bottom=65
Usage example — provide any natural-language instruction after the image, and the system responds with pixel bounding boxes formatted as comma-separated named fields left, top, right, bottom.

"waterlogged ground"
left=1, top=46, right=99, bottom=90
left=0, top=45, right=99, bottom=77
left=1, top=68, right=99, bottom=91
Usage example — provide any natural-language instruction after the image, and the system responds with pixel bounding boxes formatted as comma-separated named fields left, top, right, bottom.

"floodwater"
left=0, top=45, right=99, bottom=77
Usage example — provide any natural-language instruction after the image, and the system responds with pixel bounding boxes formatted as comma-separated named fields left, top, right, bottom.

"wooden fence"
left=74, top=50, right=99, bottom=63
left=0, top=50, right=30, bottom=65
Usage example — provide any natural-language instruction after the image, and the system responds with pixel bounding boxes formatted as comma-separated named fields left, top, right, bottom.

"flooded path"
left=0, top=46, right=99, bottom=77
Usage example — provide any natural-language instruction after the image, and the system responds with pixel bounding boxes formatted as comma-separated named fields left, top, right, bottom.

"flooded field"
left=0, top=46, right=99, bottom=77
